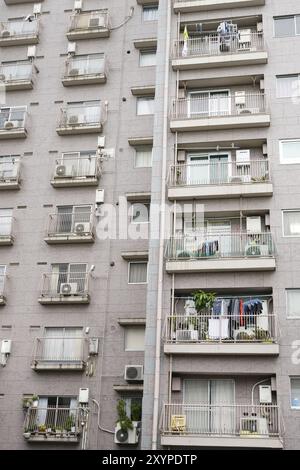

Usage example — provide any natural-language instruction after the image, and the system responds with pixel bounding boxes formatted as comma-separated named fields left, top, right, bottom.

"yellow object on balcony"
left=171, top=415, right=186, bottom=433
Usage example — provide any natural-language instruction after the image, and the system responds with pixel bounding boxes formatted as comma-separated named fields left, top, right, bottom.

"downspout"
left=151, top=0, right=172, bottom=451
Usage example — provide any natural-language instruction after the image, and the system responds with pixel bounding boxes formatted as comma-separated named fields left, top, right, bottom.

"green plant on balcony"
left=64, top=414, right=76, bottom=433
left=255, top=327, right=271, bottom=342
left=177, top=250, right=190, bottom=258
left=117, top=399, right=133, bottom=432
left=38, top=424, right=47, bottom=433
left=131, top=402, right=142, bottom=422
left=22, top=394, right=39, bottom=409
left=193, top=290, right=216, bottom=313
left=235, top=330, right=255, bottom=341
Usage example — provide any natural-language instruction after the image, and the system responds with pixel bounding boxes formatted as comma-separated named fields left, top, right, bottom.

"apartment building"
left=0, top=0, right=300, bottom=452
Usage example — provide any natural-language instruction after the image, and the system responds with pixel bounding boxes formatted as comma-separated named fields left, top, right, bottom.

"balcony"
left=0, top=19, right=39, bottom=46
left=160, top=403, right=282, bottom=448
left=170, top=93, right=270, bottom=132
left=173, top=0, right=265, bottom=13
left=172, top=32, right=267, bottom=70
left=51, top=153, right=101, bottom=188
left=31, top=336, right=87, bottom=371
left=164, top=307, right=278, bottom=355
left=166, top=232, right=276, bottom=273
left=0, top=215, right=14, bottom=246
left=62, top=54, right=107, bottom=86
left=38, top=271, right=90, bottom=305
left=0, top=274, right=6, bottom=306
left=44, top=211, right=95, bottom=244
left=23, top=406, right=80, bottom=443
left=67, top=10, right=110, bottom=40
left=56, top=103, right=104, bottom=136
left=5, top=0, right=44, bottom=3
left=168, top=160, right=272, bottom=200
left=0, top=156, right=21, bottom=189
left=0, top=106, right=27, bottom=139
left=0, top=62, right=34, bottom=90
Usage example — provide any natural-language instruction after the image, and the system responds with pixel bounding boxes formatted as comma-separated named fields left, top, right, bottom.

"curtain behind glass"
left=129, top=262, right=147, bottom=283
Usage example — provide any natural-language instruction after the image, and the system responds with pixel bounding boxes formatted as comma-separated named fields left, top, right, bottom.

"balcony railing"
left=57, top=104, right=104, bottom=130
left=173, top=32, right=264, bottom=59
left=0, top=62, right=33, bottom=84
left=53, top=154, right=101, bottom=181
left=32, top=337, right=86, bottom=365
left=165, top=313, right=277, bottom=344
left=64, top=54, right=107, bottom=80
left=68, top=10, right=109, bottom=33
left=0, top=274, right=5, bottom=301
left=0, top=215, right=14, bottom=241
left=171, top=93, right=266, bottom=120
left=166, top=232, right=275, bottom=260
left=46, top=211, right=95, bottom=238
left=0, top=156, right=21, bottom=184
left=24, top=406, right=80, bottom=437
left=168, top=160, right=270, bottom=187
left=0, top=19, right=39, bottom=39
left=161, top=403, right=280, bottom=438
left=39, top=271, right=90, bottom=299
left=0, top=106, right=27, bottom=131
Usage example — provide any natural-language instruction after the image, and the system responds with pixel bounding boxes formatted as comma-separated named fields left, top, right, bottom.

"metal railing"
left=0, top=156, right=21, bottom=183
left=32, top=337, right=86, bottom=364
left=168, top=160, right=270, bottom=187
left=46, top=211, right=94, bottom=237
left=40, top=271, right=90, bottom=298
left=0, top=274, right=5, bottom=297
left=24, top=406, right=80, bottom=435
left=171, top=93, right=266, bottom=119
left=173, top=32, right=264, bottom=59
left=0, top=106, right=27, bottom=131
left=166, top=232, right=275, bottom=260
left=0, top=215, right=14, bottom=239
left=164, top=313, right=277, bottom=344
left=64, top=54, right=107, bottom=79
left=53, top=154, right=101, bottom=180
left=0, top=62, right=33, bottom=83
left=0, top=19, right=39, bottom=38
left=68, top=10, right=109, bottom=32
left=58, top=103, right=104, bottom=129
left=161, top=403, right=280, bottom=437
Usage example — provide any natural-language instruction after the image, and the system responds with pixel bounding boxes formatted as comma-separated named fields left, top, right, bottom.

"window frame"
left=128, top=261, right=148, bottom=285
left=129, top=202, right=150, bottom=225
left=276, top=74, right=300, bottom=98
left=136, top=96, right=155, bottom=116
left=286, top=289, right=300, bottom=319
left=124, top=325, right=146, bottom=352
left=279, top=139, right=300, bottom=164
left=282, top=209, right=300, bottom=237
left=274, top=15, right=300, bottom=38
left=139, top=49, right=157, bottom=67
left=290, top=377, right=300, bottom=410
left=142, top=5, right=159, bottom=23
left=134, top=146, right=153, bottom=168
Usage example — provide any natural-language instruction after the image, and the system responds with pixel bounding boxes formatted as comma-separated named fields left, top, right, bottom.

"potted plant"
left=31, top=395, right=39, bottom=408
left=193, top=291, right=216, bottom=314
left=116, top=400, right=133, bottom=433
left=38, top=424, right=47, bottom=434
left=255, top=327, right=272, bottom=342
left=64, top=414, right=76, bottom=434
left=131, top=402, right=142, bottom=424
left=22, top=394, right=39, bottom=409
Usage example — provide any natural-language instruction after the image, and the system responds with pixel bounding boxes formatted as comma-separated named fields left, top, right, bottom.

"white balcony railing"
left=46, top=211, right=94, bottom=237
left=0, top=19, right=39, bottom=39
left=53, top=154, right=101, bottom=180
left=0, top=62, right=33, bottom=83
left=173, top=32, right=264, bottom=59
left=58, top=103, right=104, bottom=129
left=64, top=54, right=107, bottom=79
left=171, top=93, right=266, bottom=120
left=0, top=274, right=5, bottom=298
left=165, top=313, right=277, bottom=344
left=161, top=403, right=280, bottom=438
left=0, top=156, right=21, bottom=183
left=166, top=232, right=275, bottom=260
left=32, top=337, right=86, bottom=365
left=0, top=216, right=14, bottom=239
left=168, top=160, right=270, bottom=187
left=24, top=406, right=80, bottom=436
left=40, top=271, right=90, bottom=298
left=68, top=10, right=109, bottom=32
left=0, top=106, right=27, bottom=131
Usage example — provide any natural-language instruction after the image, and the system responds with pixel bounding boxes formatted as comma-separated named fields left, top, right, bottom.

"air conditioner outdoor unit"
left=235, top=91, right=246, bottom=106
left=176, top=330, right=199, bottom=342
left=60, top=282, right=78, bottom=295
left=114, top=422, right=140, bottom=445
left=68, top=115, right=79, bottom=125
left=1, top=31, right=11, bottom=38
left=74, top=222, right=90, bottom=234
left=124, top=365, right=143, bottom=382
left=4, top=121, right=18, bottom=129
left=55, top=165, right=66, bottom=177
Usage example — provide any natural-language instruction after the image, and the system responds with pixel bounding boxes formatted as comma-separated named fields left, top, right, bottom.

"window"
left=124, top=326, right=145, bottom=351
left=56, top=205, right=92, bottom=233
left=122, top=397, right=142, bottom=421
left=128, top=262, right=148, bottom=284
left=65, top=101, right=101, bottom=124
left=135, top=146, right=152, bottom=168
left=137, top=96, right=155, bottom=115
left=280, top=139, right=300, bottom=164
left=0, top=155, right=20, bottom=180
left=276, top=75, right=300, bottom=98
left=43, top=327, right=83, bottom=361
left=33, top=396, right=78, bottom=431
left=67, top=53, right=105, bottom=76
left=60, top=151, right=98, bottom=178
left=283, top=210, right=300, bottom=236
left=50, top=263, right=88, bottom=294
left=0, top=265, right=6, bottom=293
left=139, top=50, right=156, bottom=67
left=130, top=202, right=150, bottom=224
left=291, top=378, right=300, bottom=409
left=274, top=15, right=300, bottom=38
left=286, top=289, right=300, bottom=318
left=143, top=6, right=158, bottom=22
left=0, top=209, right=12, bottom=236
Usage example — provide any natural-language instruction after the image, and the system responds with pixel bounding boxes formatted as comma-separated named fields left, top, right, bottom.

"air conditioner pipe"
left=92, top=399, right=114, bottom=434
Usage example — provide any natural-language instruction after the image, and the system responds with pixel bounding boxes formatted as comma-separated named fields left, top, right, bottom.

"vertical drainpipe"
left=151, top=0, right=172, bottom=451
